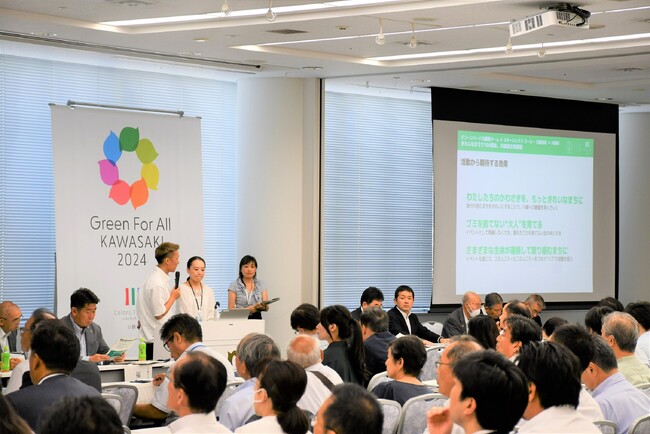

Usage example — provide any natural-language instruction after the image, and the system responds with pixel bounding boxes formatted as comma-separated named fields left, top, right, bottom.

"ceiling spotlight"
left=266, top=0, right=276, bottom=22
left=375, top=18, right=386, bottom=45
left=409, top=23, right=418, bottom=48
left=538, top=43, right=546, bottom=58
left=505, top=37, right=513, bottom=54
left=221, top=0, right=232, bottom=16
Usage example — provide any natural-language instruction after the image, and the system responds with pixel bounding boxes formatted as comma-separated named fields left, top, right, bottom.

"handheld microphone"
left=174, top=271, right=180, bottom=289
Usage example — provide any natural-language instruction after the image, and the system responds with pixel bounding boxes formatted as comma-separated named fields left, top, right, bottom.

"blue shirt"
left=592, top=371, right=650, bottom=434
left=218, top=377, right=256, bottom=431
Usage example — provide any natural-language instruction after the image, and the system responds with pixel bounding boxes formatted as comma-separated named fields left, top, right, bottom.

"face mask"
left=466, top=304, right=481, bottom=318
left=252, top=388, right=265, bottom=404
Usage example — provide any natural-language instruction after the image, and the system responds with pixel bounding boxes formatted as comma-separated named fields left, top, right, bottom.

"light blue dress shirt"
left=592, top=371, right=650, bottom=434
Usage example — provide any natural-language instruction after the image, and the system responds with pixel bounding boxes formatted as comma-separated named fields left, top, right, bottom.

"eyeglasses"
left=434, top=361, right=455, bottom=369
left=163, top=336, right=174, bottom=352
left=0, top=316, right=21, bottom=324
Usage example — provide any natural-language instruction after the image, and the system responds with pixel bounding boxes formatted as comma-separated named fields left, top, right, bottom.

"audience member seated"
left=496, top=315, right=540, bottom=362
left=61, top=287, right=125, bottom=363
left=317, top=305, right=368, bottom=386
left=525, top=294, right=546, bottom=327
left=436, top=336, right=483, bottom=399
left=482, top=292, right=503, bottom=321
left=624, top=301, right=650, bottom=366
left=585, top=305, right=614, bottom=335
left=290, top=303, right=328, bottom=351
left=541, top=316, right=568, bottom=340
left=0, top=301, right=23, bottom=369
left=6, top=319, right=100, bottom=431
left=426, top=351, right=528, bottom=434
left=441, top=291, right=482, bottom=338
left=388, top=285, right=443, bottom=344
left=0, top=395, right=31, bottom=434
left=219, top=333, right=280, bottom=431
left=39, top=396, right=124, bottom=434
left=350, top=287, right=384, bottom=321
left=601, top=311, right=650, bottom=385
left=517, top=341, right=600, bottom=433
left=372, top=336, right=432, bottom=405
left=467, top=315, right=499, bottom=350
left=235, top=359, right=309, bottom=434
left=139, top=351, right=231, bottom=433
left=599, top=297, right=625, bottom=312
left=6, top=308, right=55, bottom=394
left=581, top=334, right=650, bottom=434
left=313, top=383, right=382, bottom=434
left=359, top=306, right=396, bottom=377
left=498, top=300, right=531, bottom=330
left=287, top=334, right=343, bottom=416
left=134, top=313, right=234, bottom=422
left=549, top=324, right=605, bottom=421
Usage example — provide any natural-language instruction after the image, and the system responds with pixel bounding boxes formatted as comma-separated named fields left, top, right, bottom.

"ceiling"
left=0, top=0, right=649, bottom=111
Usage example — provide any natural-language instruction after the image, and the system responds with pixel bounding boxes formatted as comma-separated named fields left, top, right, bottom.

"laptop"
left=219, top=308, right=251, bottom=320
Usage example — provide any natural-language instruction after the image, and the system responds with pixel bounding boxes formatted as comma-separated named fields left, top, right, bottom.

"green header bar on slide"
left=458, top=130, right=594, bottom=157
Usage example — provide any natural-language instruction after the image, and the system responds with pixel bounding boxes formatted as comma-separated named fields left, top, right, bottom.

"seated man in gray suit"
left=61, top=287, right=125, bottom=363
left=6, top=319, right=100, bottom=431
left=441, top=291, right=482, bottom=338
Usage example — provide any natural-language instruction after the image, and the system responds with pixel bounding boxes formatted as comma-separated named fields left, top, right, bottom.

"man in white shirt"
left=601, top=311, right=650, bottom=385
left=0, top=300, right=23, bottom=369
left=138, top=351, right=232, bottom=433
left=286, top=334, right=343, bottom=415
left=624, top=301, right=650, bottom=366
left=516, top=341, right=600, bottom=433
left=137, top=242, right=182, bottom=341
left=134, top=313, right=234, bottom=421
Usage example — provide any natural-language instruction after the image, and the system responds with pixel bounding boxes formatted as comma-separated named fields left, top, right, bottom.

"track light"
left=505, top=37, right=513, bottom=54
left=409, top=23, right=418, bottom=48
left=221, top=0, right=232, bottom=16
left=375, top=18, right=386, bottom=45
left=538, top=43, right=546, bottom=58
left=266, top=0, right=276, bottom=22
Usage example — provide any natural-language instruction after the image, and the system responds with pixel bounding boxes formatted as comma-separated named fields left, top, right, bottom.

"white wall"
left=236, top=78, right=320, bottom=355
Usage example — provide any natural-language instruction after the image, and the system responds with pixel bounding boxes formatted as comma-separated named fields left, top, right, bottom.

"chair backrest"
left=101, top=392, right=124, bottom=420
left=215, top=380, right=242, bottom=417
left=419, top=346, right=442, bottom=382
left=629, top=413, right=650, bottom=434
left=122, top=426, right=131, bottom=434
left=378, top=399, right=402, bottom=434
left=396, top=393, right=448, bottom=434
left=102, top=384, right=139, bottom=427
left=423, top=321, right=444, bottom=336
left=636, top=383, right=650, bottom=398
left=593, top=419, right=618, bottom=434
left=367, top=371, right=392, bottom=392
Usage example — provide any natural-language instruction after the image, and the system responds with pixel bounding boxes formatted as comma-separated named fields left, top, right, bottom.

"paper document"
left=106, top=338, right=138, bottom=358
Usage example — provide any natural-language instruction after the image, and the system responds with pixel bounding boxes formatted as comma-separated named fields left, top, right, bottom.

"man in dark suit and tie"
left=387, top=285, right=444, bottom=345
left=61, top=287, right=125, bottom=363
left=441, top=291, right=483, bottom=338
left=6, top=319, right=100, bottom=431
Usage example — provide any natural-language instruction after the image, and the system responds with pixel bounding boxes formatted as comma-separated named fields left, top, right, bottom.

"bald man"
left=441, top=292, right=482, bottom=338
left=0, top=301, right=23, bottom=369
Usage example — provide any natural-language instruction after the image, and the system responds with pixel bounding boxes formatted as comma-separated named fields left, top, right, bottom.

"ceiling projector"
left=509, top=4, right=590, bottom=37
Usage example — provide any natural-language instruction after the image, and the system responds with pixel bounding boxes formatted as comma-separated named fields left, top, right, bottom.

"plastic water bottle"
left=214, top=301, right=221, bottom=320
left=138, top=338, right=147, bottom=361
left=1, top=345, right=10, bottom=371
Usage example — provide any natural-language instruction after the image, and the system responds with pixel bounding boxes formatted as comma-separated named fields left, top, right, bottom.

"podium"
left=201, top=319, right=265, bottom=358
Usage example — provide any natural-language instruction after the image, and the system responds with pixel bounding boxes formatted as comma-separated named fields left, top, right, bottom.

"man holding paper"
left=61, top=287, right=125, bottom=363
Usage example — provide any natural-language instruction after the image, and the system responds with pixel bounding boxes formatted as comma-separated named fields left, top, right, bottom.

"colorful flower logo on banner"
left=98, top=127, right=159, bottom=209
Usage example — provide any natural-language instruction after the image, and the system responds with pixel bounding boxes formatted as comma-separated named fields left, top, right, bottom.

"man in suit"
left=387, top=285, right=443, bottom=345
left=360, top=306, right=396, bottom=377
left=525, top=294, right=546, bottom=327
left=0, top=300, right=23, bottom=369
left=350, top=287, right=384, bottom=321
left=6, top=319, right=100, bottom=431
left=441, top=291, right=482, bottom=338
left=61, top=287, right=125, bottom=363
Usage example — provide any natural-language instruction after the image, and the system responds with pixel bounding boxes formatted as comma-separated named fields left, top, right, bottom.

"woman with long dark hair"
left=467, top=314, right=500, bottom=350
left=317, top=305, right=368, bottom=385
left=235, top=359, right=309, bottom=434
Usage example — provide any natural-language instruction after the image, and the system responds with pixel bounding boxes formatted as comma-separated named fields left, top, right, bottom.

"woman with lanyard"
left=228, top=255, right=269, bottom=319
left=178, top=256, right=215, bottom=322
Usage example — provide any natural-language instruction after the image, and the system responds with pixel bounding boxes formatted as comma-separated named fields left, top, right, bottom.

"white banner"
left=52, top=105, right=203, bottom=357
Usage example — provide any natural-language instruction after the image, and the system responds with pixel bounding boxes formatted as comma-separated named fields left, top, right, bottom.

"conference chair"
left=102, top=384, right=139, bottom=427
left=628, top=413, right=650, bottom=434
left=635, top=382, right=650, bottom=398
left=422, top=321, right=444, bottom=337
left=420, top=346, right=443, bottom=382
left=377, top=399, right=401, bottom=434
left=593, top=420, right=618, bottom=434
left=396, top=393, right=448, bottom=434
left=367, top=371, right=391, bottom=392
left=101, top=392, right=124, bottom=421
left=122, top=426, right=131, bottom=434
